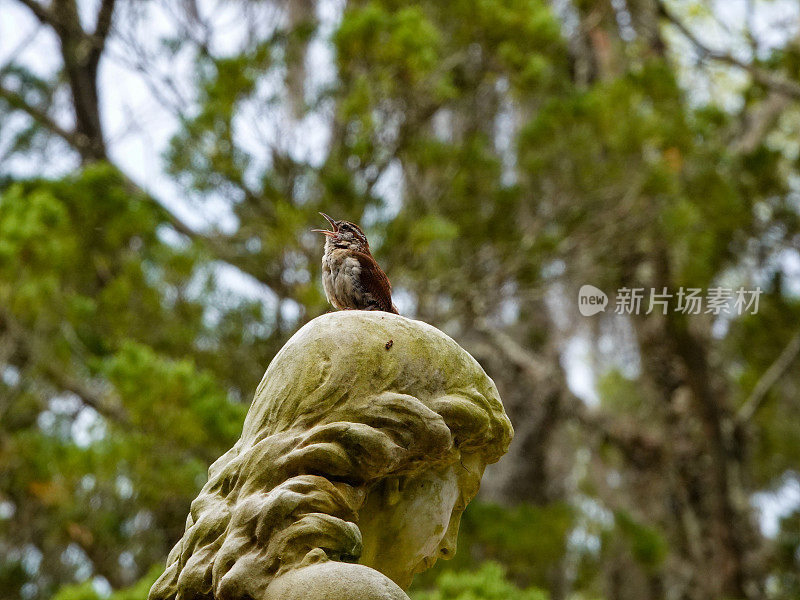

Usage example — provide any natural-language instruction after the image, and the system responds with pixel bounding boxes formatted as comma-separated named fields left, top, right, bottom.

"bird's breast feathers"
left=322, top=251, right=363, bottom=309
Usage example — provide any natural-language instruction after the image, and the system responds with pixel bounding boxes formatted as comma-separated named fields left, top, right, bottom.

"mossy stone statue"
left=148, top=311, right=513, bottom=600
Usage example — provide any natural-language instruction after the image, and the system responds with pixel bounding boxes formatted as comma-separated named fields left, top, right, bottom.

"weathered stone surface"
left=264, top=561, right=409, bottom=600
left=149, top=311, right=513, bottom=600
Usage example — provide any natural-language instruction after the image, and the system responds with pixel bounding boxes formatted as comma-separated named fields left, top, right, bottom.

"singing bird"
left=312, top=213, right=398, bottom=314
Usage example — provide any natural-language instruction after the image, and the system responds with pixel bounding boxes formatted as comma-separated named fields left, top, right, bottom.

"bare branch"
left=0, top=80, right=262, bottom=288
left=473, top=319, right=551, bottom=381
left=473, top=320, right=664, bottom=467
left=89, top=0, right=116, bottom=66
left=14, top=0, right=52, bottom=25
left=0, top=76, right=206, bottom=246
left=0, top=82, right=90, bottom=152
left=0, top=25, right=42, bottom=76
left=737, top=330, right=800, bottom=424
left=565, top=396, right=664, bottom=469
left=115, top=173, right=214, bottom=244
left=659, top=2, right=800, bottom=100
left=733, top=91, right=791, bottom=154
left=94, top=0, right=116, bottom=39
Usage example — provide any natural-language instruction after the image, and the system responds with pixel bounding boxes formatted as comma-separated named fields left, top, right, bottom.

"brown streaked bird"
left=312, top=213, right=398, bottom=314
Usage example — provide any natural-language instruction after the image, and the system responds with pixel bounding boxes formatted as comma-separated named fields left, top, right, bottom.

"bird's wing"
left=352, top=251, right=397, bottom=314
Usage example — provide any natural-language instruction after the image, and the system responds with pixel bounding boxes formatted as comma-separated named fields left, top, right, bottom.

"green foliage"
left=725, top=297, right=800, bottom=486
left=411, top=562, right=549, bottom=600
left=100, top=341, right=245, bottom=450
left=596, top=370, right=646, bottom=416
left=0, top=166, right=257, bottom=597
left=166, top=44, right=271, bottom=193
left=613, top=511, right=668, bottom=572
left=412, top=502, right=573, bottom=591
left=771, top=509, right=800, bottom=599
left=335, top=3, right=442, bottom=93
left=52, top=565, right=163, bottom=600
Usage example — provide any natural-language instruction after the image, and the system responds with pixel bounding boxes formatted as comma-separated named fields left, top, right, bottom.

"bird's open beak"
left=311, top=212, right=338, bottom=237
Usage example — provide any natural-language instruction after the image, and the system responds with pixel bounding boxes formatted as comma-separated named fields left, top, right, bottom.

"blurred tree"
left=0, top=165, right=269, bottom=597
left=1, top=1, right=799, bottom=600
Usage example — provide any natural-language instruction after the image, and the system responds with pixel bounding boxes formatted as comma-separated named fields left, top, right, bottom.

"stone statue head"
left=149, top=311, right=513, bottom=600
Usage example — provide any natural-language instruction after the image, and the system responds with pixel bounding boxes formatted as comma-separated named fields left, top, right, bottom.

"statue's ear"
left=384, top=477, right=401, bottom=506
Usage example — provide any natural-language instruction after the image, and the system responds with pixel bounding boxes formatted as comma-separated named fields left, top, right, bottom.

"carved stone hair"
left=149, top=312, right=513, bottom=600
